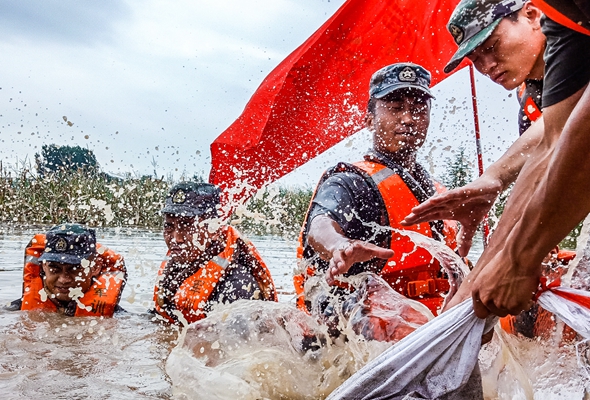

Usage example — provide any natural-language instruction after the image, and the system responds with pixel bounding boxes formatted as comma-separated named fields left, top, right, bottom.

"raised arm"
left=402, top=118, right=544, bottom=256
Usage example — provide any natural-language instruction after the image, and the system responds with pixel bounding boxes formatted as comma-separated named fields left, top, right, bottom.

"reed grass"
left=232, top=186, right=313, bottom=239
left=0, top=161, right=169, bottom=229
left=1, top=159, right=582, bottom=250
left=0, top=161, right=312, bottom=236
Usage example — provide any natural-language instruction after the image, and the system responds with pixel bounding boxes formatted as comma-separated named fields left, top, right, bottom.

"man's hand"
left=401, top=174, right=503, bottom=256
left=470, top=247, right=539, bottom=318
left=326, top=240, right=394, bottom=285
left=444, top=244, right=539, bottom=318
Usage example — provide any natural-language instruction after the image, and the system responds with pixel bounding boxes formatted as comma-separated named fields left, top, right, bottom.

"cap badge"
left=172, top=189, right=186, bottom=204
left=449, top=24, right=464, bottom=45
left=55, top=238, right=68, bottom=252
left=398, top=67, right=417, bottom=82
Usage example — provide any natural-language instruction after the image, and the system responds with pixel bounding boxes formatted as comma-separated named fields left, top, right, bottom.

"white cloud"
left=0, top=0, right=518, bottom=185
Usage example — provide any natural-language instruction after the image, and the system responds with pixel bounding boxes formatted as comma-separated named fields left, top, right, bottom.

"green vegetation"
left=35, top=144, right=99, bottom=177
left=0, top=160, right=169, bottom=228
left=0, top=157, right=312, bottom=235
left=489, top=184, right=580, bottom=250
left=3, top=142, right=582, bottom=248
left=440, top=148, right=581, bottom=250
left=232, top=186, right=313, bottom=239
left=441, top=147, right=473, bottom=190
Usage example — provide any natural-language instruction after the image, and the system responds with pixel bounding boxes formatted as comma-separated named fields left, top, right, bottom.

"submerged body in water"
left=168, top=273, right=433, bottom=399
left=2, top=227, right=590, bottom=398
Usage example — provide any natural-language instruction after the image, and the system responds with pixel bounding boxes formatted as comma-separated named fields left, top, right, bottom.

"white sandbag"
left=537, top=286, right=590, bottom=339
left=327, top=299, right=497, bottom=400
left=329, top=284, right=590, bottom=400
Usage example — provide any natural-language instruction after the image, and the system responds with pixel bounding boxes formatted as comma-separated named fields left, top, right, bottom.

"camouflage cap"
left=161, top=182, right=220, bottom=218
left=444, top=0, right=525, bottom=73
left=369, top=63, right=434, bottom=100
left=39, top=223, right=97, bottom=265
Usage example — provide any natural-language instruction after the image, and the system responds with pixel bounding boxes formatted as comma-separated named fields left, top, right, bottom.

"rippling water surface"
left=0, top=225, right=300, bottom=399
left=2, top=226, right=588, bottom=399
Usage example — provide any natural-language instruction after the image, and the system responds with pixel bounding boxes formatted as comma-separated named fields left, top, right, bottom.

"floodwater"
left=1, top=225, right=588, bottom=399
left=0, top=225, right=307, bottom=399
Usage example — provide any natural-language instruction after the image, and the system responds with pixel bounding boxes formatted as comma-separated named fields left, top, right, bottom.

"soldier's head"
left=39, top=223, right=101, bottom=302
left=366, top=63, right=433, bottom=156
left=161, top=182, right=222, bottom=264
left=445, top=0, right=545, bottom=90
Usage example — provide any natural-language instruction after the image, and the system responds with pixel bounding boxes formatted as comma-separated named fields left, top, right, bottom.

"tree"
left=441, top=147, right=473, bottom=190
left=35, top=144, right=99, bottom=177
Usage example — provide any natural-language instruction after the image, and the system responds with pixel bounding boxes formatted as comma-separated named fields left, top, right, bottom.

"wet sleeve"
left=306, top=172, right=381, bottom=238
left=541, top=15, right=590, bottom=107
left=6, top=298, right=22, bottom=311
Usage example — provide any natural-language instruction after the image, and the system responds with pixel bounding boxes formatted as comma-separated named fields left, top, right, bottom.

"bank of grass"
left=232, top=186, right=313, bottom=239
left=0, top=162, right=312, bottom=236
left=1, top=160, right=583, bottom=247
left=0, top=162, right=170, bottom=229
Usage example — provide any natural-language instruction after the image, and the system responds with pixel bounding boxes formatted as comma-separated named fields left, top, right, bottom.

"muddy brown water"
left=1, top=226, right=588, bottom=399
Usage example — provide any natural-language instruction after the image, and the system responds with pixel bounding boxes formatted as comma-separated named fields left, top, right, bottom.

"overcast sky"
left=0, top=0, right=519, bottom=186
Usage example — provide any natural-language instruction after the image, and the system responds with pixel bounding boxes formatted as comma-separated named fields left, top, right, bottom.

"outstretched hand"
left=401, top=175, right=503, bottom=256
left=326, top=240, right=394, bottom=285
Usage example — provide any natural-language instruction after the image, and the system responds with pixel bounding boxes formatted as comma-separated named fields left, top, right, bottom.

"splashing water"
left=3, top=225, right=590, bottom=398
left=166, top=276, right=432, bottom=400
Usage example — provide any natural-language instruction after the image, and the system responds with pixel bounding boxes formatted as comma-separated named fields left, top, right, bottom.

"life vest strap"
left=406, top=278, right=450, bottom=298
left=523, top=97, right=542, bottom=122
left=25, top=255, right=40, bottom=265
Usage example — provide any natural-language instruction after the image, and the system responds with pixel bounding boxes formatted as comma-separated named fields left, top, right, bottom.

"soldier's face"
left=163, top=214, right=212, bottom=264
left=42, top=260, right=98, bottom=302
left=367, top=92, right=430, bottom=155
left=467, top=7, right=544, bottom=90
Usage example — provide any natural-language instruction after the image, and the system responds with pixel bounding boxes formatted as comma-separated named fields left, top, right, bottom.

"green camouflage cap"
left=369, top=63, right=434, bottom=100
left=444, top=0, right=525, bottom=73
left=161, top=182, right=220, bottom=218
left=39, top=223, right=97, bottom=265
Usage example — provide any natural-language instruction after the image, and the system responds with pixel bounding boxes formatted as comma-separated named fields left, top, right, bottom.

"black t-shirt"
left=517, top=79, right=543, bottom=135
left=541, top=15, right=590, bottom=107
left=302, top=150, right=440, bottom=276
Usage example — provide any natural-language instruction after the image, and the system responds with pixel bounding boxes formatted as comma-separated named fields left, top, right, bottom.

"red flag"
left=210, top=0, right=466, bottom=208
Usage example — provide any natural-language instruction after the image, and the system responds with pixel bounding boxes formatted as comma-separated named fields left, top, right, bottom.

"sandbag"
left=537, top=284, right=590, bottom=339
left=329, top=282, right=590, bottom=400
left=328, top=299, right=496, bottom=400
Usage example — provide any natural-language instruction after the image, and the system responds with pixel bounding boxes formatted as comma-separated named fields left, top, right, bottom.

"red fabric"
left=551, top=287, right=590, bottom=310
left=210, top=0, right=467, bottom=208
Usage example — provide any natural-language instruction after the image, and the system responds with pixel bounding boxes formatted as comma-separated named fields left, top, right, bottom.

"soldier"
left=153, top=182, right=277, bottom=324
left=10, top=223, right=127, bottom=317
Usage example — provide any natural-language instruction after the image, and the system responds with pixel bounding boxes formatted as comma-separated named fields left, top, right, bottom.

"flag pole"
left=469, top=63, right=490, bottom=245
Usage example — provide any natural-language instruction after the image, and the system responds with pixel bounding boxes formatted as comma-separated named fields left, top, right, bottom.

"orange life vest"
left=532, top=0, right=590, bottom=36
left=295, top=161, right=458, bottom=316
left=153, top=225, right=277, bottom=324
left=20, top=234, right=127, bottom=317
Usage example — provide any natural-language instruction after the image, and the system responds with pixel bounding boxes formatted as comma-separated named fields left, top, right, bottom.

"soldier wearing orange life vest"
left=153, top=182, right=277, bottom=324
left=295, top=63, right=460, bottom=318
left=426, top=0, right=590, bottom=339
left=9, top=223, right=127, bottom=317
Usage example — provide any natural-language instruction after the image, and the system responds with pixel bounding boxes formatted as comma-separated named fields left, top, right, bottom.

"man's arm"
left=307, top=215, right=393, bottom=284
left=449, top=85, right=587, bottom=317
left=402, top=119, right=545, bottom=256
